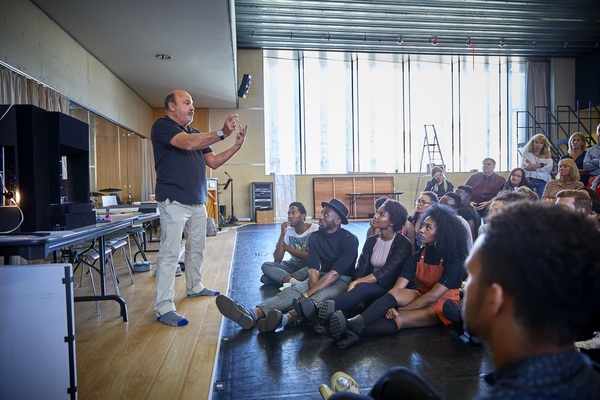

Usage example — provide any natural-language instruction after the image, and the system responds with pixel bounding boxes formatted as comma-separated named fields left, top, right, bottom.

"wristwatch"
left=216, top=130, right=225, bottom=140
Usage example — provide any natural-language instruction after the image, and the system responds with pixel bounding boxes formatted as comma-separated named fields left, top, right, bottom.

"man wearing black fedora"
left=216, top=198, right=359, bottom=333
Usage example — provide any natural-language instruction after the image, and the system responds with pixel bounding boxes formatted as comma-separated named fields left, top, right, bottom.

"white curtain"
left=274, top=174, right=296, bottom=220
left=0, top=65, right=69, bottom=112
left=525, top=61, right=550, bottom=132
left=141, top=139, right=156, bottom=201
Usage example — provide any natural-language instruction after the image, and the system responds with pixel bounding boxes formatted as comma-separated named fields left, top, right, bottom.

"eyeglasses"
left=415, top=200, right=431, bottom=206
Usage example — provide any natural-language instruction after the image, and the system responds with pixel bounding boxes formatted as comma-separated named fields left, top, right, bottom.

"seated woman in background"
left=500, top=167, right=533, bottom=191
left=560, top=132, right=589, bottom=186
left=404, top=191, right=438, bottom=251
left=296, top=199, right=413, bottom=326
left=424, top=166, right=454, bottom=198
left=541, top=158, right=583, bottom=201
left=522, top=133, right=553, bottom=198
left=325, top=204, right=469, bottom=349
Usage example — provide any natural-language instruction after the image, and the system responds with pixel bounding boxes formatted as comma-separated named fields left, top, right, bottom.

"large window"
left=264, top=51, right=526, bottom=174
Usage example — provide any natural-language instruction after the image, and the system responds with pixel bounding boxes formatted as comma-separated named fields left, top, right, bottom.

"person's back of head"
left=492, top=190, right=527, bottom=204
left=440, top=192, right=462, bottom=210
left=478, top=201, right=600, bottom=345
left=556, top=189, right=592, bottom=216
left=514, top=185, right=539, bottom=201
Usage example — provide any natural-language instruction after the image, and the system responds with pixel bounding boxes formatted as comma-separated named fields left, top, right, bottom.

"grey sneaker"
left=175, top=264, right=182, bottom=277
left=215, top=295, right=255, bottom=330
left=575, top=331, right=600, bottom=351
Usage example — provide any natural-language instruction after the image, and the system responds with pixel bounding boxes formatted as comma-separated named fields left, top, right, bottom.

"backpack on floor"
left=206, top=217, right=218, bottom=236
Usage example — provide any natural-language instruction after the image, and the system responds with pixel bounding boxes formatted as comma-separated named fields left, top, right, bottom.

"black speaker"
left=237, top=74, right=252, bottom=98
left=0, top=105, right=52, bottom=231
left=0, top=105, right=91, bottom=232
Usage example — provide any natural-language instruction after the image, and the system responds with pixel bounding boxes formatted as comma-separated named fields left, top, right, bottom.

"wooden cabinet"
left=313, top=176, right=396, bottom=219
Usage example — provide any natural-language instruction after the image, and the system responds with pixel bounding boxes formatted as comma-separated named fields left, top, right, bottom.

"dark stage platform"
left=213, top=222, right=494, bottom=399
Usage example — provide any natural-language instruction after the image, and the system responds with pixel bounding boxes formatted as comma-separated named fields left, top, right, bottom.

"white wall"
left=0, top=0, right=153, bottom=136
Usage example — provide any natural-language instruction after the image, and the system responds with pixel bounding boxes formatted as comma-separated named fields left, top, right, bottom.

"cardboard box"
left=255, top=209, right=275, bottom=224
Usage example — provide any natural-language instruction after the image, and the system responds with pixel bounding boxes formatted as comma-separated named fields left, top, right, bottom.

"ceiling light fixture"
left=466, top=38, right=472, bottom=47
left=431, top=37, right=439, bottom=46
left=155, top=54, right=172, bottom=60
left=499, top=39, right=507, bottom=48
left=396, top=37, right=404, bottom=45
left=564, top=41, right=568, bottom=49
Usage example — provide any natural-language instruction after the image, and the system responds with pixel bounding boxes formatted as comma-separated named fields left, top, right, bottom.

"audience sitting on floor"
left=365, top=197, right=390, bottom=238
left=321, top=204, right=469, bottom=350
left=320, top=201, right=600, bottom=400
left=216, top=198, right=358, bottom=333
left=295, top=199, right=413, bottom=330
left=522, top=133, right=553, bottom=198
left=454, top=185, right=481, bottom=241
left=424, top=166, right=454, bottom=199
left=560, top=132, right=590, bottom=186
left=464, top=158, right=506, bottom=218
left=260, top=201, right=319, bottom=288
left=541, top=158, right=584, bottom=201
left=500, top=167, right=532, bottom=191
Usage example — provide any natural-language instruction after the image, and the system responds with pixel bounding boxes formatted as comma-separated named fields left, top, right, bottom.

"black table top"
left=0, top=212, right=159, bottom=260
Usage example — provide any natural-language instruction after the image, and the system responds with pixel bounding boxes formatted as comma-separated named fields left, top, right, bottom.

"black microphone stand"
left=224, top=172, right=237, bottom=224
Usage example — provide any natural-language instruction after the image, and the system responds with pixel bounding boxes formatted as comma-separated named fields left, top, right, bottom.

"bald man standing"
left=151, top=90, right=248, bottom=326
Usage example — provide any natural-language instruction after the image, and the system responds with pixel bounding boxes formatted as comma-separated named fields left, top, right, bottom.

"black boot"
left=347, top=314, right=365, bottom=334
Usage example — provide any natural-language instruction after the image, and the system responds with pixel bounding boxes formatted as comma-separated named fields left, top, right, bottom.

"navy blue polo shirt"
left=151, top=116, right=212, bottom=205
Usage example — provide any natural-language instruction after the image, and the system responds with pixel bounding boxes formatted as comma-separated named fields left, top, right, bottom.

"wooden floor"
left=74, top=224, right=239, bottom=400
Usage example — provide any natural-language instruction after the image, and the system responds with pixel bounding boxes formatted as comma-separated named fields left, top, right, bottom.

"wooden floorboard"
left=74, top=224, right=240, bottom=400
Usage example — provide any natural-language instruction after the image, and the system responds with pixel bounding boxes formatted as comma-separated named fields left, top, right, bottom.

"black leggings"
left=335, top=282, right=388, bottom=315
left=330, top=366, right=442, bottom=400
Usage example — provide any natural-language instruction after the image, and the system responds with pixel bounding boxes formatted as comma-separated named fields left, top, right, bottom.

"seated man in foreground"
left=321, top=201, right=600, bottom=400
left=216, top=198, right=359, bottom=333
left=260, top=201, right=319, bottom=287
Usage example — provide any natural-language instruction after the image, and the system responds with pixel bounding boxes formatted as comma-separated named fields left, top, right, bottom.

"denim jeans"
left=261, top=260, right=309, bottom=284
left=257, top=275, right=352, bottom=314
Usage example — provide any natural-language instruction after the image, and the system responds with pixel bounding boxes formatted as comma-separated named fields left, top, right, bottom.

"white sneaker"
left=279, top=282, right=291, bottom=291
left=575, top=331, right=600, bottom=351
left=175, top=264, right=182, bottom=277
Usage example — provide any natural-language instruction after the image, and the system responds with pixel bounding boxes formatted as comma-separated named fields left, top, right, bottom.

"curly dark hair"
left=381, top=199, right=408, bottom=233
left=479, top=201, right=600, bottom=345
left=419, top=203, right=469, bottom=262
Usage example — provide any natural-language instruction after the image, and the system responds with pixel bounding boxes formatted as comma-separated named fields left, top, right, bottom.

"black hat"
left=321, top=198, right=349, bottom=225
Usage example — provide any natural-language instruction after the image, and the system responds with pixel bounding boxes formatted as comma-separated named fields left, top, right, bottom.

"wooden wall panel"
left=126, top=132, right=142, bottom=201
left=313, top=176, right=395, bottom=219
left=96, top=116, right=121, bottom=192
